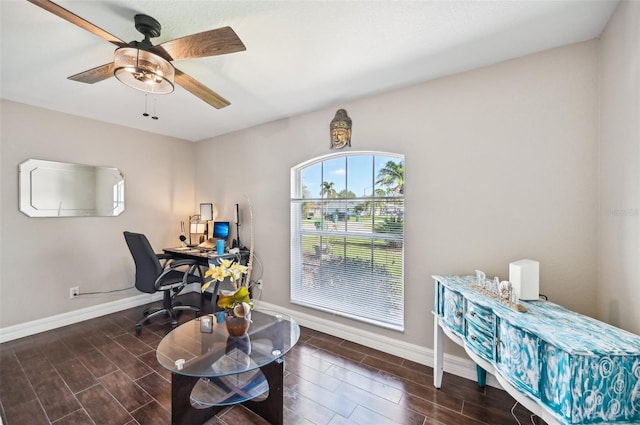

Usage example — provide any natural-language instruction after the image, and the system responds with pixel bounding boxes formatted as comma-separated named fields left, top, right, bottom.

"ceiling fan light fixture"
left=113, top=47, right=174, bottom=94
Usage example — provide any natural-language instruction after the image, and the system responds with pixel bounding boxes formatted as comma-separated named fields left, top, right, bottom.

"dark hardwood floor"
left=0, top=293, right=538, bottom=425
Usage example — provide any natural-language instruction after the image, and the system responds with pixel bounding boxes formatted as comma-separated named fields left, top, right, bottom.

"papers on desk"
left=198, top=238, right=216, bottom=249
left=169, top=247, right=202, bottom=254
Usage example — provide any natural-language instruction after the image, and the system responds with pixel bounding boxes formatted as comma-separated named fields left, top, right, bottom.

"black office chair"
left=123, top=231, right=203, bottom=333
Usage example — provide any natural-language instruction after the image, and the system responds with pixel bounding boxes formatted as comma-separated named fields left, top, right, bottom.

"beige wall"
left=196, top=41, right=600, bottom=350
left=4, top=5, right=637, bottom=353
left=598, top=1, right=640, bottom=335
left=0, top=100, right=196, bottom=328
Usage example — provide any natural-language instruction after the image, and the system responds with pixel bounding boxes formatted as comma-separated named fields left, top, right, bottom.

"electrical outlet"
left=69, top=287, right=79, bottom=299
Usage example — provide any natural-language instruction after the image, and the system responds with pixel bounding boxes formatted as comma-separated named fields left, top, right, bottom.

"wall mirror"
left=19, top=159, right=125, bottom=217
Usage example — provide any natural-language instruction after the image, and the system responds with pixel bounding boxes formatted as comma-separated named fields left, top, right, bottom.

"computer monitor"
left=212, top=221, right=230, bottom=240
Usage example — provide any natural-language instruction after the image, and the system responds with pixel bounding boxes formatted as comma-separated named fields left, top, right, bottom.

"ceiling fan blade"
left=174, top=69, right=230, bottom=109
left=68, top=63, right=115, bottom=84
left=155, top=27, right=246, bottom=61
left=27, top=0, right=126, bottom=46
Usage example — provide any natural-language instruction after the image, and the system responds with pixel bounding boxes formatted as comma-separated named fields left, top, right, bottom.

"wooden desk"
left=433, top=275, right=640, bottom=425
left=163, top=247, right=249, bottom=266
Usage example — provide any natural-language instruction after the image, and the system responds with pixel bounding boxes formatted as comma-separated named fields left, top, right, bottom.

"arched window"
left=290, top=152, right=404, bottom=330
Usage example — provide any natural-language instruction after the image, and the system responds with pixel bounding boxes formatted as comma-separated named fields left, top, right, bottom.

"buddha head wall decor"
left=330, top=109, right=352, bottom=149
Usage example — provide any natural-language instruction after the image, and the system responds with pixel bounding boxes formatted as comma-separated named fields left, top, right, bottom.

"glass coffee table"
left=156, top=310, right=300, bottom=425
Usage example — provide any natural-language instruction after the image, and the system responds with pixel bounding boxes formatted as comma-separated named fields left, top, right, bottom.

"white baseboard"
left=0, top=293, right=162, bottom=343
left=255, top=301, right=500, bottom=389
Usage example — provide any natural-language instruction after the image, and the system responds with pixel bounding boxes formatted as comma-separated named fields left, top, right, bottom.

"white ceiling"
left=1, top=0, right=619, bottom=142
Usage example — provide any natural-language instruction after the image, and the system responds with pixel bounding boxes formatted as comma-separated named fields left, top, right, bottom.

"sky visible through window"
left=301, top=155, right=399, bottom=198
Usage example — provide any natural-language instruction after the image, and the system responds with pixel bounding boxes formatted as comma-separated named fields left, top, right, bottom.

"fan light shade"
left=113, top=47, right=174, bottom=94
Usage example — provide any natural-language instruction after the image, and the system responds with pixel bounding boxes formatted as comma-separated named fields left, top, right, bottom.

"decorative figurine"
left=471, top=271, right=527, bottom=312
left=330, top=109, right=352, bottom=149
left=499, top=281, right=512, bottom=301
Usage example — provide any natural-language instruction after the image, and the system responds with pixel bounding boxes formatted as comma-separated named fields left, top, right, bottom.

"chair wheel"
left=135, top=324, right=142, bottom=334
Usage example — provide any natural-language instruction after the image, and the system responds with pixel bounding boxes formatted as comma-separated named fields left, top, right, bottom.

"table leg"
left=476, top=365, right=487, bottom=387
left=243, top=358, right=284, bottom=425
left=433, top=314, right=444, bottom=388
left=171, top=373, right=224, bottom=425
left=171, top=358, right=285, bottom=425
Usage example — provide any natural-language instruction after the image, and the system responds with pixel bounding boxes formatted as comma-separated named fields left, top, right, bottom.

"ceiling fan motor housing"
left=134, top=14, right=161, bottom=39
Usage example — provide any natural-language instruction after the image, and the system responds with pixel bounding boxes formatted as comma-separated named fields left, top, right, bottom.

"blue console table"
left=432, top=275, right=640, bottom=425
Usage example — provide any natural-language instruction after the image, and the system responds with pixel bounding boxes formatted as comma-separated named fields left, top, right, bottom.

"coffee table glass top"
left=156, top=310, right=300, bottom=378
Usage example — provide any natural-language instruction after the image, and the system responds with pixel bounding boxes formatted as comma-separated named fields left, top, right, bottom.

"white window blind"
left=290, top=152, right=404, bottom=331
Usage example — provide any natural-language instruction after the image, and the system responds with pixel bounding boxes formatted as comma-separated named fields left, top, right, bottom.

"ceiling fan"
left=27, top=0, right=246, bottom=109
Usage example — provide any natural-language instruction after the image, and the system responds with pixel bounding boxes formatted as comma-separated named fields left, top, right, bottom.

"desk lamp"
left=189, top=215, right=206, bottom=245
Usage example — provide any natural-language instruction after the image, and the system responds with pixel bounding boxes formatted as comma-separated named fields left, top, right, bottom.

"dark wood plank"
left=53, top=409, right=95, bottom=425
left=0, top=369, right=38, bottom=408
left=99, top=370, right=153, bottom=412
left=54, top=359, right=98, bottom=393
left=29, top=368, right=82, bottom=421
left=75, top=347, right=119, bottom=378
left=130, top=400, right=171, bottom=425
left=135, top=372, right=172, bottom=411
left=332, top=381, right=425, bottom=425
left=3, top=398, right=50, bottom=425
left=76, top=385, right=133, bottom=425
left=0, top=296, right=541, bottom=425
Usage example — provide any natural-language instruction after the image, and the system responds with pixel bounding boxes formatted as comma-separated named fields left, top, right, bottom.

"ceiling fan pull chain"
left=142, top=94, right=149, bottom=117
left=152, top=97, right=158, bottom=120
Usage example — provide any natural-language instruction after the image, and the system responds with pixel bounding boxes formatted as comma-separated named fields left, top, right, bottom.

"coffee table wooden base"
left=171, top=358, right=284, bottom=425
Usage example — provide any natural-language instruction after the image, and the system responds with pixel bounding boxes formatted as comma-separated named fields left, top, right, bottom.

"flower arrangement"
left=201, top=259, right=252, bottom=318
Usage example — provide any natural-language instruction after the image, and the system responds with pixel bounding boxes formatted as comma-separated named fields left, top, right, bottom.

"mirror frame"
left=19, top=159, right=125, bottom=217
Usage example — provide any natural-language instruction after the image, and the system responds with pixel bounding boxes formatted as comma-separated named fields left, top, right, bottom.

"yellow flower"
left=219, top=259, right=233, bottom=269
left=217, top=289, right=236, bottom=309
left=228, top=263, right=248, bottom=282
left=200, top=259, right=250, bottom=298
left=201, top=263, right=230, bottom=291
left=210, top=266, right=228, bottom=281
left=217, top=286, right=253, bottom=310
